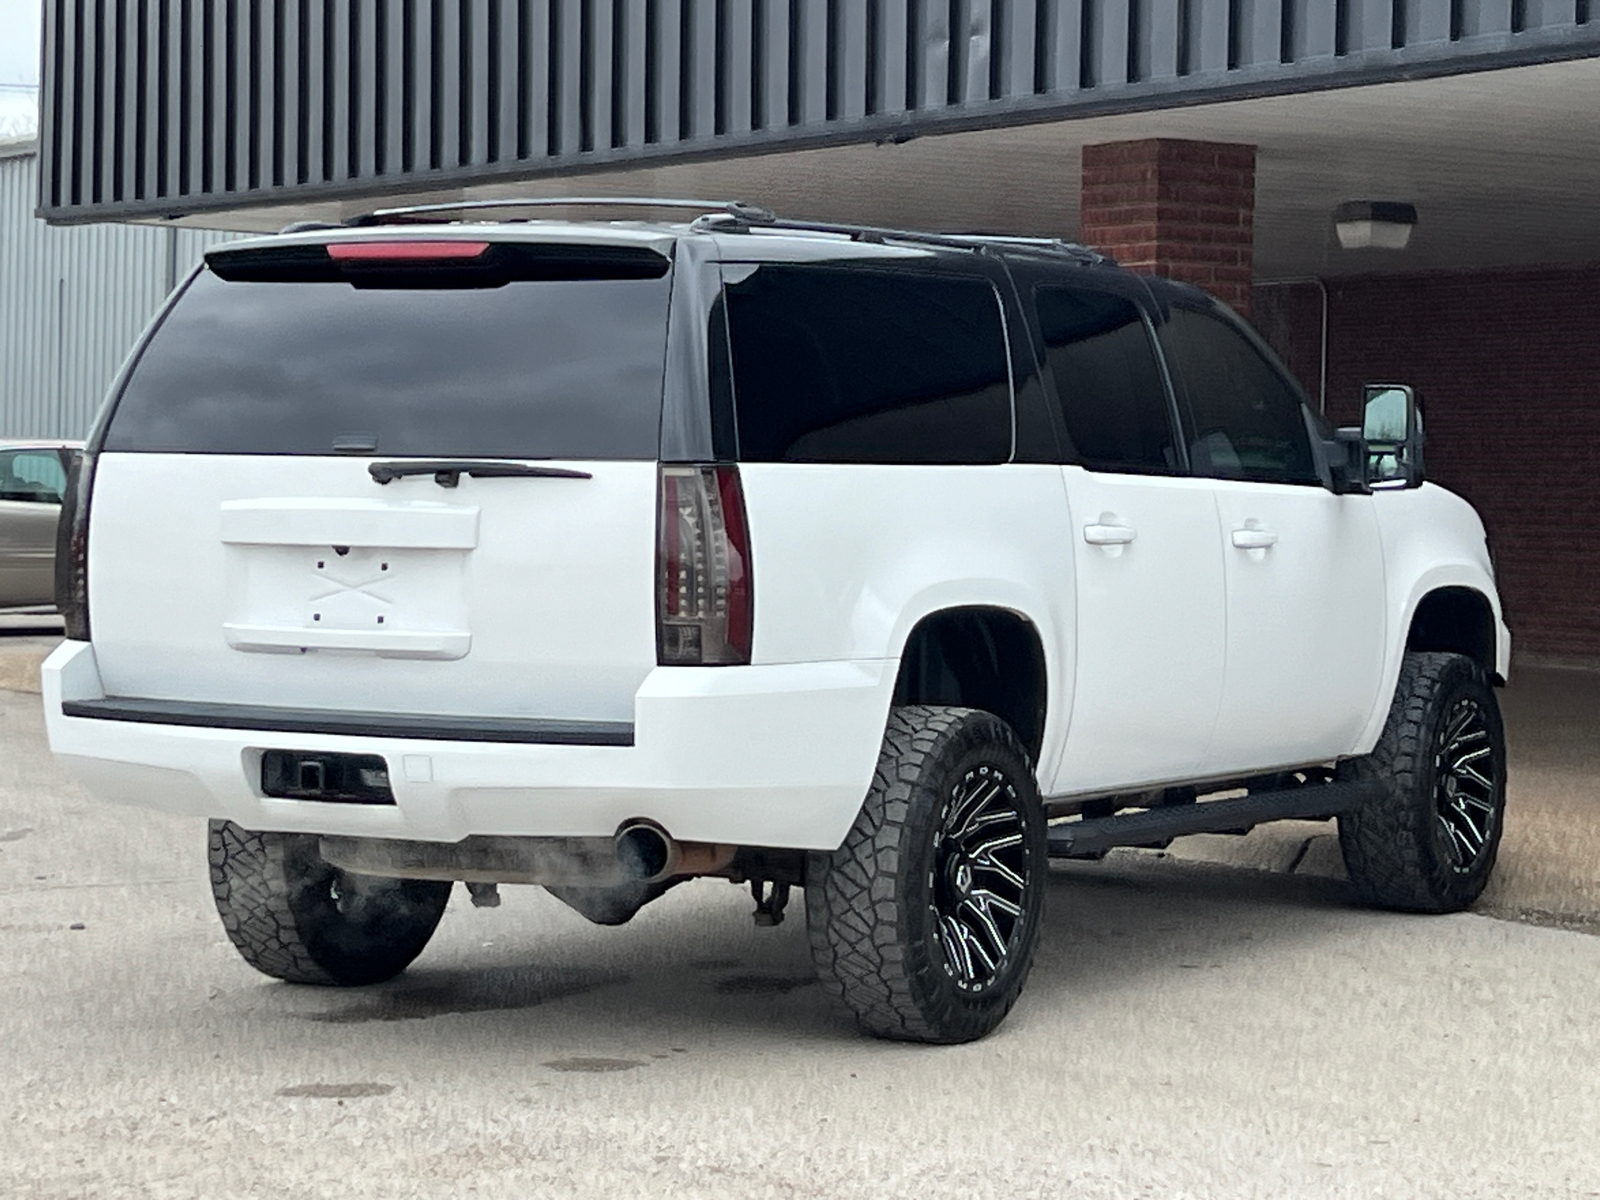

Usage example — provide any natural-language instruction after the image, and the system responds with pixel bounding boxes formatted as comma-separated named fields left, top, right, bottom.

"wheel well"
left=1408, top=588, right=1498, bottom=680
left=891, top=608, right=1047, bottom=761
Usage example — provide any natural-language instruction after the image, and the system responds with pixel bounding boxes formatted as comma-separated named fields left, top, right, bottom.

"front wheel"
left=1337, top=651, right=1506, bottom=913
left=209, top=820, right=452, bottom=985
left=806, top=705, right=1047, bottom=1043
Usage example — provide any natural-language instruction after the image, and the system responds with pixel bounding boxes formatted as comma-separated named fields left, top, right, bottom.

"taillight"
left=657, top=464, right=752, bottom=666
left=55, top=450, right=94, bottom=641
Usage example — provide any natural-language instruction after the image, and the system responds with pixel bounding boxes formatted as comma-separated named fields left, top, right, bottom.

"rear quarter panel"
left=738, top=462, right=1076, bottom=772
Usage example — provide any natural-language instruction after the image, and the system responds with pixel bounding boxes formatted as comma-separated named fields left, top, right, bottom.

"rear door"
left=1021, top=275, right=1227, bottom=795
left=87, top=233, right=681, bottom=725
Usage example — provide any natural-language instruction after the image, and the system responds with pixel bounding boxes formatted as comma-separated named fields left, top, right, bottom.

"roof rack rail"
left=691, top=212, right=1108, bottom=264
left=346, top=196, right=776, bottom=227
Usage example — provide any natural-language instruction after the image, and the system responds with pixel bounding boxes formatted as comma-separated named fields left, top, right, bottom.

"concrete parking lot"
left=3, top=631, right=1599, bottom=1197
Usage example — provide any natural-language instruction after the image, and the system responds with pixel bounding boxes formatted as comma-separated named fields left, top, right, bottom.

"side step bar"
left=1047, top=778, right=1385, bottom=859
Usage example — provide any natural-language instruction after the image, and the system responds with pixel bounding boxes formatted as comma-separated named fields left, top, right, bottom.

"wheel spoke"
left=946, top=776, right=1005, bottom=842
left=1441, top=701, right=1477, bottom=748
left=955, top=903, right=1004, bottom=970
left=969, top=848, right=1026, bottom=892
left=939, top=914, right=976, bottom=983
left=968, top=887, right=1022, bottom=920
left=1453, top=762, right=1495, bottom=792
left=1437, top=814, right=1474, bottom=866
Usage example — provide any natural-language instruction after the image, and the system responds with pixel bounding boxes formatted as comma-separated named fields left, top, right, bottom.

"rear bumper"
left=43, top=641, right=893, bottom=850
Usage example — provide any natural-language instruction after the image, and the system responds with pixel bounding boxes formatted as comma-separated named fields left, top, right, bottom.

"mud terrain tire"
left=806, top=705, right=1047, bottom=1043
left=1337, top=652, right=1506, bottom=913
left=209, top=819, right=451, bottom=985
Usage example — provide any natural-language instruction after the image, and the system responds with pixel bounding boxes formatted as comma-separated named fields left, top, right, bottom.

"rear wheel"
left=1337, top=651, right=1506, bottom=912
left=805, top=705, right=1047, bottom=1043
left=208, top=819, right=451, bottom=985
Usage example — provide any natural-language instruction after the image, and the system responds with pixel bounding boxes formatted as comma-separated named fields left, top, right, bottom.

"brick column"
left=1080, top=139, right=1257, bottom=316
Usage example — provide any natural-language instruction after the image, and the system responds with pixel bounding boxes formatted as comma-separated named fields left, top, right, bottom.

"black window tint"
left=104, top=268, right=672, bottom=457
left=724, top=265, right=1011, bottom=464
left=1033, top=285, right=1176, bottom=474
left=1159, top=306, right=1317, bottom=485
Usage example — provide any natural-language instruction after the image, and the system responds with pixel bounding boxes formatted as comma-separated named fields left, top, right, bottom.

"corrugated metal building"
left=19, top=2, right=1600, bottom=660
left=1, top=138, right=238, bottom=440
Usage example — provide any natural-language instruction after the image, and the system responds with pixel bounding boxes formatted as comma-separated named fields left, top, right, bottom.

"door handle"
left=1231, top=527, right=1279, bottom=550
left=1083, top=523, right=1137, bottom=546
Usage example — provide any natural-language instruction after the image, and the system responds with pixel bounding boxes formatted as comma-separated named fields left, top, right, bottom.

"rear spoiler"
left=204, top=239, right=671, bottom=287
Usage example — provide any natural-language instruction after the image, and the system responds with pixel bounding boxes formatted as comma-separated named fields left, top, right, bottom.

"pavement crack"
left=1285, top=836, right=1316, bottom=875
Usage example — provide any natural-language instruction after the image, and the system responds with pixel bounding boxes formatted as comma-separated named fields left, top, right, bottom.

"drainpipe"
left=1256, top=277, right=1329, bottom=414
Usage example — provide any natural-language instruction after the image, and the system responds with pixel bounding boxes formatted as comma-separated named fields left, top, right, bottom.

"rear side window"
left=1033, top=285, right=1177, bottom=474
left=104, top=262, right=672, bottom=458
left=723, top=264, right=1011, bottom=464
left=1158, top=306, right=1318, bottom=485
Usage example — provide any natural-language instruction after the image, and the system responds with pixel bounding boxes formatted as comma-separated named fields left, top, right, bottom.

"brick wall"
left=1255, top=266, right=1600, bottom=664
left=1081, top=139, right=1257, bottom=315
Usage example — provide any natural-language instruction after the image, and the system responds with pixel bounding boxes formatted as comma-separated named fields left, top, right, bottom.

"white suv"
left=44, top=200, right=1509, bottom=1043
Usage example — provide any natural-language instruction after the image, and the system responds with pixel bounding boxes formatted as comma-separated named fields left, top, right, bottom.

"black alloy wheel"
left=1433, top=695, right=1499, bottom=873
left=931, top=763, right=1032, bottom=994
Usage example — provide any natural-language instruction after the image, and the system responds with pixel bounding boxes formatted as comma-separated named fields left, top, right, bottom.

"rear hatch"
left=85, top=230, right=675, bottom=726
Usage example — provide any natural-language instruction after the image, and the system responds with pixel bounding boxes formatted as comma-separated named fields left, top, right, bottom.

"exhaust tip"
left=615, top=823, right=675, bottom=883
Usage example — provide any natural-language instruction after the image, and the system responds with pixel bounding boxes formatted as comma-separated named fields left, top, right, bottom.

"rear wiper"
left=368, top=460, right=594, bottom=487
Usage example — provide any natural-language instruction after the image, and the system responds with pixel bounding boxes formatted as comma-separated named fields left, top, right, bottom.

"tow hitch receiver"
left=261, top=750, right=395, bottom=805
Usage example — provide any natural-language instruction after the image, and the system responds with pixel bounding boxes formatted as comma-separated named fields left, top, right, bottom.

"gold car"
left=0, top=441, right=80, bottom=609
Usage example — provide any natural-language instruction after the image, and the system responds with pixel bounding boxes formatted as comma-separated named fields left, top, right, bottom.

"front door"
left=1155, top=301, right=1388, bottom=775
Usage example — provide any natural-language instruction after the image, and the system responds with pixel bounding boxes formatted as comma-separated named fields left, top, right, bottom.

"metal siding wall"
left=35, top=0, right=1600, bottom=222
left=1, top=150, right=242, bottom=439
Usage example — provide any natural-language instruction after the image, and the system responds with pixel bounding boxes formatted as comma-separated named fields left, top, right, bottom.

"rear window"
left=104, top=257, right=673, bottom=459
left=722, top=264, right=1012, bottom=464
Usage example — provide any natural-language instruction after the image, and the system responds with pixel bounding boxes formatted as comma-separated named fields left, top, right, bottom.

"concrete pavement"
left=4, top=679, right=1600, bottom=1196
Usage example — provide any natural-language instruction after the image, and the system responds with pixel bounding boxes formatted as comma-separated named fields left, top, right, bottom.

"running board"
left=1047, top=778, right=1384, bottom=859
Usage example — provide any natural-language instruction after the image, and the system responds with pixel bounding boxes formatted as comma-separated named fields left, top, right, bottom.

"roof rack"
left=345, top=196, right=776, bottom=227
left=691, top=211, right=1108, bottom=264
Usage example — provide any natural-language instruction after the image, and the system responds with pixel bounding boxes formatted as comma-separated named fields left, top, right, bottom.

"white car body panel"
left=739, top=462, right=1075, bottom=784
left=1050, top=467, right=1224, bottom=795
left=87, top=454, right=658, bottom=722
left=1203, top=480, right=1388, bottom=773
left=45, top=639, right=896, bottom=848
left=1355, top=482, right=1510, bottom=753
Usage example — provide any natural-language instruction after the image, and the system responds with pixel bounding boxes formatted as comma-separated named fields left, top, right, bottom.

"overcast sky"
left=0, top=0, right=42, bottom=137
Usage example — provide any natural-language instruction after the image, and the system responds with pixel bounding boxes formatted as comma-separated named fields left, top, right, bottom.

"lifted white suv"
left=45, top=200, right=1509, bottom=1043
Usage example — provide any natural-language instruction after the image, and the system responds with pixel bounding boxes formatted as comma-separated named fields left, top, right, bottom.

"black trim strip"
left=61, top=697, right=635, bottom=746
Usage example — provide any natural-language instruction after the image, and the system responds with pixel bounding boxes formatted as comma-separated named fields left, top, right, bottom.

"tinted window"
left=1034, top=285, right=1176, bottom=473
left=105, top=268, right=672, bottom=458
left=1158, top=306, right=1317, bottom=484
left=724, top=265, right=1011, bottom=464
left=0, top=451, right=66, bottom=503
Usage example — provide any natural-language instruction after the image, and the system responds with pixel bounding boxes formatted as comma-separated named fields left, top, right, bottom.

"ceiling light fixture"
left=1333, top=200, right=1418, bottom=250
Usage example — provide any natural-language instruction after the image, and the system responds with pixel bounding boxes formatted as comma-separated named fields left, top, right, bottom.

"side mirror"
left=1361, top=384, right=1425, bottom=489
